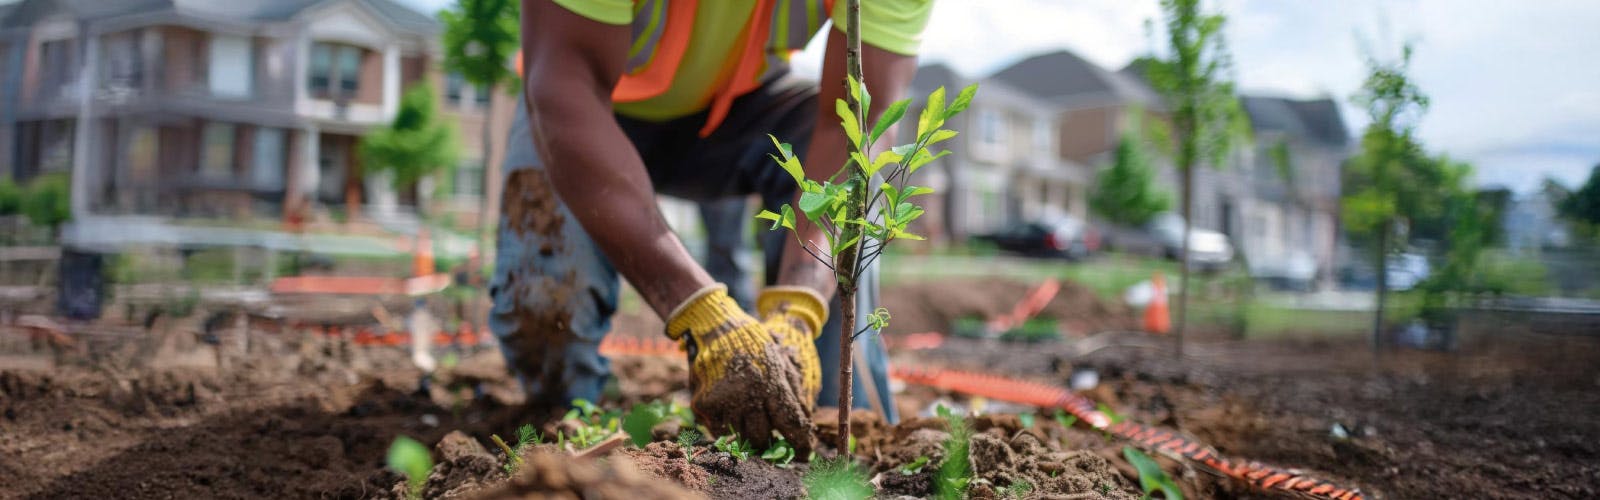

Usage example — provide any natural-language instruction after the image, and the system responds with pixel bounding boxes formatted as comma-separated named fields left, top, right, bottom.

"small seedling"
left=1097, top=403, right=1126, bottom=424
left=386, top=436, right=433, bottom=500
left=1053, top=409, right=1079, bottom=430
left=934, top=405, right=973, bottom=500
left=1123, top=446, right=1184, bottom=500
left=898, top=455, right=930, bottom=475
left=802, top=457, right=873, bottom=500
left=1018, top=412, right=1036, bottom=429
left=491, top=424, right=541, bottom=475
left=561, top=398, right=622, bottom=449
left=1003, top=479, right=1034, bottom=499
left=761, top=437, right=797, bottom=466
left=713, top=432, right=755, bottom=461
left=676, top=429, right=701, bottom=468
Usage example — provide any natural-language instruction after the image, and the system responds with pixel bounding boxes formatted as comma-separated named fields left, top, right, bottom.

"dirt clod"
left=476, top=451, right=702, bottom=499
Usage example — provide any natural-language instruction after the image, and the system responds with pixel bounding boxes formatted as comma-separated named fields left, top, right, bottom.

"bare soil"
left=4, top=277, right=1597, bottom=499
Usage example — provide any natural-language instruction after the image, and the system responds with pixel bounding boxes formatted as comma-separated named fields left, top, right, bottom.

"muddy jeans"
left=490, top=73, right=897, bottom=422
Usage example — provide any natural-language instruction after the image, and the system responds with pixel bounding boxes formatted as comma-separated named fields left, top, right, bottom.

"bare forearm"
left=528, top=94, right=712, bottom=319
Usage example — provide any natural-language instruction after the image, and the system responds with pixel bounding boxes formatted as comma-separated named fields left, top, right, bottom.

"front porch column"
left=284, top=125, right=319, bottom=225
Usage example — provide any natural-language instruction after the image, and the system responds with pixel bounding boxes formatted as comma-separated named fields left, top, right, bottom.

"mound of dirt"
left=881, top=278, right=1135, bottom=336
left=473, top=450, right=702, bottom=500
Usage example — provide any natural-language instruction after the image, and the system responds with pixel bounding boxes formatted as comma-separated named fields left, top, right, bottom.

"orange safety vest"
left=519, top=0, right=835, bottom=136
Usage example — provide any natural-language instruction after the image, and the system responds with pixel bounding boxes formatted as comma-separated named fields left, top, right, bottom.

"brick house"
left=0, top=0, right=512, bottom=236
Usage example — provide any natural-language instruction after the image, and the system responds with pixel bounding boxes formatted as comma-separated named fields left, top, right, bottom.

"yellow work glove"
left=666, top=284, right=813, bottom=455
left=756, top=286, right=827, bottom=405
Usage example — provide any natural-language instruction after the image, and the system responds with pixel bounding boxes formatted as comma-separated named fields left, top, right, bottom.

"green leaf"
left=1019, top=413, right=1036, bottom=429
left=946, top=83, right=979, bottom=118
left=917, top=86, right=948, bottom=139
left=1123, top=446, right=1183, bottom=500
left=927, top=129, right=958, bottom=146
left=899, top=455, right=931, bottom=475
left=850, top=151, right=872, bottom=174
left=837, top=98, right=862, bottom=147
left=907, top=149, right=952, bottom=174
left=870, top=150, right=905, bottom=176
left=1053, top=409, right=1079, bottom=430
left=755, top=209, right=783, bottom=229
left=902, top=186, right=935, bottom=198
left=622, top=403, right=668, bottom=447
left=768, top=135, right=806, bottom=187
left=387, top=436, right=433, bottom=492
left=870, top=99, right=911, bottom=144
left=798, top=191, right=829, bottom=217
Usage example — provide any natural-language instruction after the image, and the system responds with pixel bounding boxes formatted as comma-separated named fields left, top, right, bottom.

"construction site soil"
left=2, top=278, right=1596, bottom=499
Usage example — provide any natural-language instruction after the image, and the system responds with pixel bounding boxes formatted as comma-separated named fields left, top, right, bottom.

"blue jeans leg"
left=488, top=105, right=618, bottom=409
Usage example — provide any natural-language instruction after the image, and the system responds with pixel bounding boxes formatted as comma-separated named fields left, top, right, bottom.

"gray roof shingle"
left=1242, top=95, right=1349, bottom=147
left=993, top=50, right=1160, bottom=107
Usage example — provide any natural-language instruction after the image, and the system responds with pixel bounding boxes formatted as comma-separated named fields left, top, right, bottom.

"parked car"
left=1250, top=250, right=1318, bottom=291
left=972, top=216, right=1100, bottom=260
left=1337, top=252, right=1431, bottom=291
left=1148, top=213, right=1235, bottom=270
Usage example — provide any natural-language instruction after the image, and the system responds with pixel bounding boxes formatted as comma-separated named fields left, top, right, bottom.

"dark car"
left=973, top=216, right=1100, bottom=260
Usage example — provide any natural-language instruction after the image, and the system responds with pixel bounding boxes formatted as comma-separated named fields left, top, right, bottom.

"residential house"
left=0, top=0, right=512, bottom=240
left=907, top=62, right=1097, bottom=242
left=1223, top=96, right=1350, bottom=285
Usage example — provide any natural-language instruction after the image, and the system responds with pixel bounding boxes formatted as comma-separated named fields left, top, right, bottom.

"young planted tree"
left=440, top=0, right=520, bottom=246
left=1341, top=44, right=1430, bottom=352
left=1091, top=124, right=1172, bottom=226
left=1136, top=0, right=1251, bottom=355
left=756, top=0, right=976, bottom=452
left=360, top=83, right=462, bottom=214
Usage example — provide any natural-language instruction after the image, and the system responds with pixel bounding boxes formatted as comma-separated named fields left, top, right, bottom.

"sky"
left=374, top=1, right=1591, bottom=192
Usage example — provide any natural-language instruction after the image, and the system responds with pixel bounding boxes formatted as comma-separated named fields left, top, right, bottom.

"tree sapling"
left=755, top=0, right=977, bottom=452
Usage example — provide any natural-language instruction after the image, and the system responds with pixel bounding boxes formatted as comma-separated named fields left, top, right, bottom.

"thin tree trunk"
left=479, top=91, right=496, bottom=262
left=1372, top=219, right=1389, bottom=357
left=835, top=0, right=864, bottom=455
left=1176, top=159, right=1191, bottom=359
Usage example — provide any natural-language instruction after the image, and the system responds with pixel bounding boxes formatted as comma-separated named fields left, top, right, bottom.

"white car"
left=1148, top=213, right=1235, bottom=270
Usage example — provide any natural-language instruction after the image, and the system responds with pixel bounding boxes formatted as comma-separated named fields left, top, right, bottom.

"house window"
left=38, top=39, right=75, bottom=99
left=456, top=161, right=484, bottom=197
left=1033, top=117, right=1052, bottom=154
left=126, top=126, right=159, bottom=183
left=201, top=122, right=236, bottom=179
left=101, top=30, right=143, bottom=90
left=978, top=109, right=1002, bottom=146
left=474, top=83, right=491, bottom=108
left=446, top=71, right=464, bottom=105
left=309, top=42, right=364, bottom=99
left=252, top=128, right=286, bottom=189
left=209, top=35, right=254, bottom=97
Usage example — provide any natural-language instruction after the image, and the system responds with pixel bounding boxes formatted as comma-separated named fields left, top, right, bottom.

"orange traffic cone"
left=1143, top=273, right=1171, bottom=335
left=412, top=229, right=435, bottom=277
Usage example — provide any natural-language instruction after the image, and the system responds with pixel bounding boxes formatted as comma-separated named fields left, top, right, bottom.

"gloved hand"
left=756, top=286, right=827, bottom=406
left=667, top=284, right=813, bottom=455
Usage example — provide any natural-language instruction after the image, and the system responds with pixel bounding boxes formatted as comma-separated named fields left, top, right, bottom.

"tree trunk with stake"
left=834, top=0, right=865, bottom=454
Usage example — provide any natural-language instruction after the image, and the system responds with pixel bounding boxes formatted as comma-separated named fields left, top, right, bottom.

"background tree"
left=1091, top=127, right=1171, bottom=226
left=440, top=0, right=520, bottom=250
left=360, top=83, right=461, bottom=216
left=1341, top=44, right=1431, bottom=351
left=1135, top=0, right=1251, bottom=355
left=21, top=173, right=71, bottom=235
left=1556, top=163, right=1600, bottom=234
